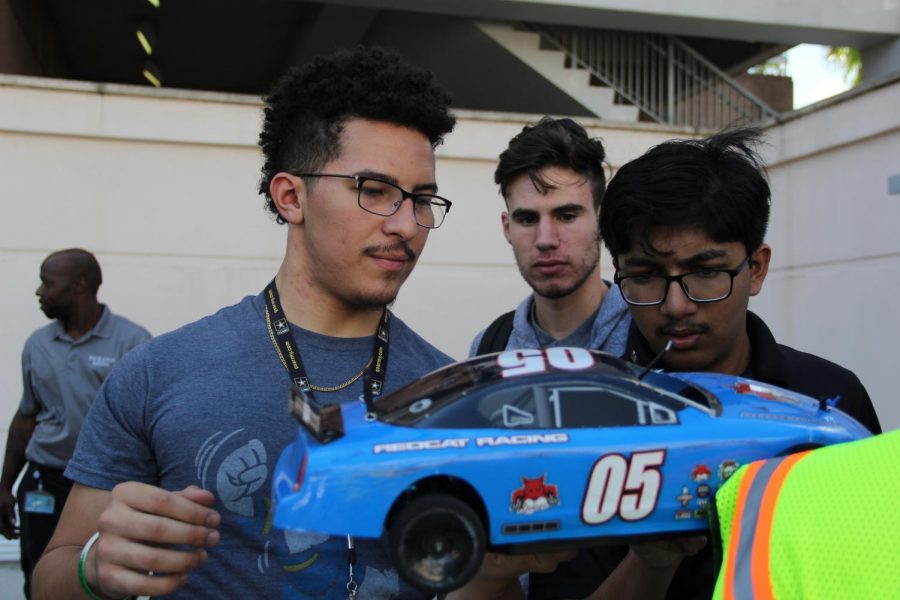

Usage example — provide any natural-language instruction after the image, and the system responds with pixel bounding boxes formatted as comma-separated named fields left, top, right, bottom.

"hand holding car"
left=576, top=535, right=708, bottom=600
left=629, top=535, right=707, bottom=570
left=446, top=550, right=576, bottom=600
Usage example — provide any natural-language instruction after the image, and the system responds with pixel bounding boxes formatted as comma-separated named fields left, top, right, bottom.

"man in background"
left=0, top=248, right=150, bottom=598
left=457, top=118, right=706, bottom=600
left=471, top=117, right=630, bottom=357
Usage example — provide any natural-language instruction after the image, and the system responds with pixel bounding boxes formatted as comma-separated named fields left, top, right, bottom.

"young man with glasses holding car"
left=34, top=46, right=458, bottom=599
left=527, top=126, right=882, bottom=600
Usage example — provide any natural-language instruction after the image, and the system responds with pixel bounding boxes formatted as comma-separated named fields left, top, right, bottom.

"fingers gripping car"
left=271, top=348, right=871, bottom=593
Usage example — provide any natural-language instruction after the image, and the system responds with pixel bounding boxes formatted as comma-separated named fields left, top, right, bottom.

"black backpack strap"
left=476, top=311, right=516, bottom=355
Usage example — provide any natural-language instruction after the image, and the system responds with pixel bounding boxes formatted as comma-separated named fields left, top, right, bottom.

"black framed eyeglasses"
left=614, top=255, right=752, bottom=306
left=293, top=173, right=451, bottom=229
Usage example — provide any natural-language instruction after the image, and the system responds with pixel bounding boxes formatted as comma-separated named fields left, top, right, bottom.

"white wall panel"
left=757, top=84, right=900, bottom=432
left=753, top=258, right=900, bottom=433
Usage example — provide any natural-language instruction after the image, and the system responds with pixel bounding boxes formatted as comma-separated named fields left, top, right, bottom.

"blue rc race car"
left=272, top=348, right=870, bottom=593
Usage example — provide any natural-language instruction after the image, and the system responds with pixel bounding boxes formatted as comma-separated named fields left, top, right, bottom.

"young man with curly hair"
left=34, top=47, right=457, bottom=599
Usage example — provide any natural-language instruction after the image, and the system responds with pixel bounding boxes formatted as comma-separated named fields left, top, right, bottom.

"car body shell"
left=272, top=348, right=870, bottom=550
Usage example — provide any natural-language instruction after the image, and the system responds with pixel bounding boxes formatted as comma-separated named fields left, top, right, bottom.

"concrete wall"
left=1, top=73, right=897, bottom=470
left=757, top=78, right=900, bottom=432
left=734, top=73, right=793, bottom=113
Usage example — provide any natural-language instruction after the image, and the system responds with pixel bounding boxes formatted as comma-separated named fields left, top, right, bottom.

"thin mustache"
left=363, top=243, right=416, bottom=261
left=659, top=322, right=709, bottom=336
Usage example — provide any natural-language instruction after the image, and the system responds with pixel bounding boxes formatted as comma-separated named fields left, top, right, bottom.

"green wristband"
left=78, top=532, right=105, bottom=600
left=77, top=533, right=134, bottom=600
left=78, top=531, right=153, bottom=600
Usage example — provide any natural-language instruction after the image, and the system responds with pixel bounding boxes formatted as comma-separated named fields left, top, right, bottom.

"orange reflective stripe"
left=750, top=451, right=812, bottom=600
left=722, top=460, right=764, bottom=600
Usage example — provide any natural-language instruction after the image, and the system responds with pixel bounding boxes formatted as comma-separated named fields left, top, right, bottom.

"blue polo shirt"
left=19, top=305, right=150, bottom=469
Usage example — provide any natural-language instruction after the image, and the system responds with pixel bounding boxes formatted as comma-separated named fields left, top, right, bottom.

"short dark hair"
left=601, top=127, right=770, bottom=261
left=47, top=248, right=102, bottom=293
left=494, top=117, right=607, bottom=209
left=258, top=46, right=456, bottom=223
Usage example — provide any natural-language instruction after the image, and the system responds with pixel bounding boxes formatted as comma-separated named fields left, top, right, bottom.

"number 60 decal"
left=497, top=347, right=595, bottom=378
left=582, top=450, right=665, bottom=524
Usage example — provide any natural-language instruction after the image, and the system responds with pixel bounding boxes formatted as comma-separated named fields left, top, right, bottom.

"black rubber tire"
left=389, top=493, right=486, bottom=594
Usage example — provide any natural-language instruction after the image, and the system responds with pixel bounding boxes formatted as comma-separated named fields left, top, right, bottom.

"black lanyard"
left=263, top=279, right=390, bottom=410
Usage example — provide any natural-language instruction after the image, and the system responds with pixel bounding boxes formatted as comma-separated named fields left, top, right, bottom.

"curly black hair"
left=601, top=126, right=771, bottom=261
left=258, top=46, right=455, bottom=222
left=494, top=117, right=607, bottom=209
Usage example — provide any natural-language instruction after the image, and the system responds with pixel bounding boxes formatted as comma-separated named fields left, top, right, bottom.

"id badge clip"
left=23, top=490, right=55, bottom=515
left=24, top=470, right=55, bottom=514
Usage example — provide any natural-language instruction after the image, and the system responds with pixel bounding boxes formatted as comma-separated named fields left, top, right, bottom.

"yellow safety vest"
left=711, top=429, right=900, bottom=599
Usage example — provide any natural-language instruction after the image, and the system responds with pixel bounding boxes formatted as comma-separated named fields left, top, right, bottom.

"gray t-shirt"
left=19, top=305, right=150, bottom=469
left=530, top=304, right=600, bottom=349
left=469, top=282, right=631, bottom=357
left=66, top=292, right=452, bottom=599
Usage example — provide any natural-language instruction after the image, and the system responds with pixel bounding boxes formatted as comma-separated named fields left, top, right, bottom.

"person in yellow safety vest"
left=711, top=429, right=900, bottom=599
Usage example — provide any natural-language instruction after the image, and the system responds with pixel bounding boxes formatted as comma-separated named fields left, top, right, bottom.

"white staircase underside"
left=478, top=21, right=640, bottom=122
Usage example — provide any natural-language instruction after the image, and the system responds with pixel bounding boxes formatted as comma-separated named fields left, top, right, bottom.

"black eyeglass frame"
left=293, top=172, right=452, bottom=229
left=614, top=254, right=753, bottom=306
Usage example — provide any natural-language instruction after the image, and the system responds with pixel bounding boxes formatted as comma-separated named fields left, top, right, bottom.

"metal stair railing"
left=529, top=24, right=777, bottom=129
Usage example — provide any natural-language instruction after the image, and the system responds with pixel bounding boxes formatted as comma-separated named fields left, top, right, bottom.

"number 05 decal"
left=582, top=450, right=665, bottom=524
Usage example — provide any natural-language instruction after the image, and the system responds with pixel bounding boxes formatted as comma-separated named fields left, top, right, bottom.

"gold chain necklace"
left=265, top=306, right=373, bottom=393
left=307, top=358, right=373, bottom=392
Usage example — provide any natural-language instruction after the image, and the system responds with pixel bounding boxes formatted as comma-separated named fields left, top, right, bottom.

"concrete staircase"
left=478, top=21, right=640, bottom=122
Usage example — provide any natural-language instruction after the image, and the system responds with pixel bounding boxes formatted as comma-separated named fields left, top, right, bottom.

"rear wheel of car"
left=389, top=493, right=485, bottom=594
